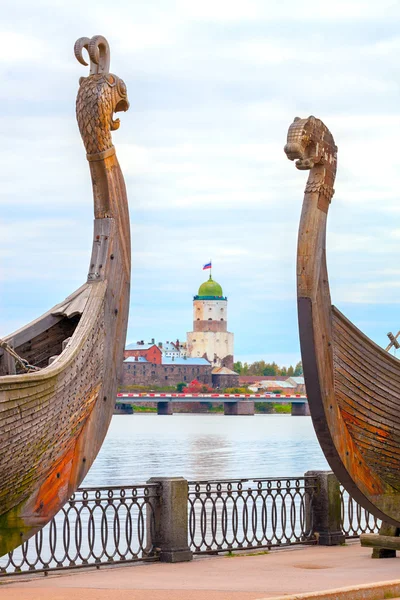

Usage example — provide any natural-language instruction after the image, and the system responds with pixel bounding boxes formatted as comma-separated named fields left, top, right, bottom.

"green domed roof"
left=198, top=276, right=223, bottom=298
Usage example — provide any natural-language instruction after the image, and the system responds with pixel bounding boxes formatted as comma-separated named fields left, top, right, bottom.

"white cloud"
left=3, top=0, right=400, bottom=357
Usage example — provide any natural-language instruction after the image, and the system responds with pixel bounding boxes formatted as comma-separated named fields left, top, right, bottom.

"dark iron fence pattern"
left=0, top=477, right=384, bottom=576
left=0, top=484, right=160, bottom=576
left=188, top=477, right=318, bottom=554
left=340, top=485, right=381, bottom=538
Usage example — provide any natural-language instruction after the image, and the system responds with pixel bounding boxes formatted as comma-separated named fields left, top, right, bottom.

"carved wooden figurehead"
left=284, top=116, right=337, bottom=210
left=74, top=35, right=129, bottom=157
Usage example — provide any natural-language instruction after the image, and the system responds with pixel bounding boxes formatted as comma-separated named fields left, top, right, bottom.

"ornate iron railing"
left=340, top=485, right=381, bottom=538
left=0, top=484, right=160, bottom=576
left=188, top=477, right=318, bottom=554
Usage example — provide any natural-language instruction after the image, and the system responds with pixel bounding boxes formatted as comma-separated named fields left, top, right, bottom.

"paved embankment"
left=2, top=541, right=400, bottom=600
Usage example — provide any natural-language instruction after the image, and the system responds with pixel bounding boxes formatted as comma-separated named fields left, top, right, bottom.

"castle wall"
left=193, top=299, right=227, bottom=323
left=187, top=331, right=234, bottom=369
left=122, top=361, right=212, bottom=387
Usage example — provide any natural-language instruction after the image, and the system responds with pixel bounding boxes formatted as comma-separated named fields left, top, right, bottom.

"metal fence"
left=0, top=484, right=160, bottom=576
left=0, top=476, right=384, bottom=576
left=188, top=477, right=318, bottom=554
left=340, top=485, right=381, bottom=538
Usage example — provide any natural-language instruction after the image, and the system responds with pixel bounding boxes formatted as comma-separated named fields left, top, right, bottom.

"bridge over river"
left=115, top=392, right=310, bottom=416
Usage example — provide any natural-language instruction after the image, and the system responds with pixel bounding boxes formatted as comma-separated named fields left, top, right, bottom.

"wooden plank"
left=360, top=533, right=400, bottom=551
left=372, top=523, right=398, bottom=558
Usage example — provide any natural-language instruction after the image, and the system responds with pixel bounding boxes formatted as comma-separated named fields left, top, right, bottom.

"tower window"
left=197, top=318, right=200, bottom=320
left=220, top=318, right=224, bottom=321
left=208, top=318, right=212, bottom=321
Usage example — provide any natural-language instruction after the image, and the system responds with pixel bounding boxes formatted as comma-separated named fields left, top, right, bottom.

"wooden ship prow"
left=285, top=116, right=400, bottom=526
left=0, top=35, right=131, bottom=554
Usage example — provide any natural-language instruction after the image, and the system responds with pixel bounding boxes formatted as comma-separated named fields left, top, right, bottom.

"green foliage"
left=294, top=361, right=303, bottom=376
left=176, top=382, right=186, bottom=392
left=234, top=359, right=303, bottom=378
left=273, top=403, right=291, bottom=414
left=209, top=405, right=224, bottom=413
left=132, top=405, right=157, bottom=413
left=120, top=384, right=178, bottom=393
left=233, top=360, right=303, bottom=377
left=254, top=402, right=274, bottom=414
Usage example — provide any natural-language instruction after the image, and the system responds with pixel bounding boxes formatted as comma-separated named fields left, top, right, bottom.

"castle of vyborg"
left=122, top=274, right=238, bottom=389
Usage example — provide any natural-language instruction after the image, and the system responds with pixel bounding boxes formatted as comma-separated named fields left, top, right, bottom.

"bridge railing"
left=116, top=392, right=307, bottom=400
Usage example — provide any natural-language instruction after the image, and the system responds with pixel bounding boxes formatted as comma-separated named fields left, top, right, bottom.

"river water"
left=0, top=415, right=334, bottom=570
left=83, top=414, right=330, bottom=486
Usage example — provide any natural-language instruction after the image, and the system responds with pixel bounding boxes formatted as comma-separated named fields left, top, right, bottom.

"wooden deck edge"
left=255, top=579, right=400, bottom=600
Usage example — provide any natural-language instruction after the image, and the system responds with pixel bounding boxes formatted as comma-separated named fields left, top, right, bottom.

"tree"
left=294, top=361, right=303, bottom=376
left=176, top=382, right=186, bottom=392
left=185, top=379, right=213, bottom=393
left=262, top=362, right=281, bottom=376
left=287, top=365, right=294, bottom=377
left=233, top=361, right=242, bottom=374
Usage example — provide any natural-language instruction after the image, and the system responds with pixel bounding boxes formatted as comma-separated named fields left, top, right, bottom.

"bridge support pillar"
left=224, top=400, right=254, bottom=415
left=291, top=402, right=310, bottom=416
left=158, top=401, right=173, bottom=415
left=147, top=477, right=192, bottom=563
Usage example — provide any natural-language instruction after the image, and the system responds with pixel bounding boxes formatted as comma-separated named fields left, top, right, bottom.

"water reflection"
left=83, top=414, right=329, bottom=487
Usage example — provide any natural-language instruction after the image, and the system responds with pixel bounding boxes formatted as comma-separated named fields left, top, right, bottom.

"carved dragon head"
left=75, top=35, right=129, bottom=156
left=284, top=116, right=337, bottom=172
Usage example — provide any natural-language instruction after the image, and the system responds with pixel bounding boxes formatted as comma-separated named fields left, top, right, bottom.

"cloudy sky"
left=2, top=0, right=400, bottom=367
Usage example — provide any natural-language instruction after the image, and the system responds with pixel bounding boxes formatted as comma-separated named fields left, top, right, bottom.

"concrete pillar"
left=224, top=400, right=255, bottom=415
left=147, top=477, right=192, bottom=563
left=157, top=401, right=173, bottom=415
left=305, top=470, right=345, bottom=545
left=291, top=402, right=310, bottom=416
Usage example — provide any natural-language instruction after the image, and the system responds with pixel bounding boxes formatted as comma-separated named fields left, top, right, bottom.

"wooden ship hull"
left=285, top=116, right=400, bottom=526
left=0, top=36, right=131, bottom=555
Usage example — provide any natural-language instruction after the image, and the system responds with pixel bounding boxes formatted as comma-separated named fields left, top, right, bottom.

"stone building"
left=122, top=356, right=212, bottom=387
left=124, top=341, right=162, bottom=364
left=187, top=275, right=234, bottom=369
left=211, top=366, right=239, bottom=389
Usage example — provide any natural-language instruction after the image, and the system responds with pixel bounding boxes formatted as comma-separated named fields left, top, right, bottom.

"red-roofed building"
left=124, top=342, right=162, bottom=365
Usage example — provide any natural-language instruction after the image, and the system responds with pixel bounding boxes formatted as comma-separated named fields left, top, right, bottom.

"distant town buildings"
left=121, top=272, right=238, bottom=389
left=239, top=375, right=305, bottom=395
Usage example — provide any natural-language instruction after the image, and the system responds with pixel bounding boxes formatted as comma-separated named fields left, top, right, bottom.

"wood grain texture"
left=286, top=116, right=400, bottom=527
left=0, top=36, right=131, bottom=555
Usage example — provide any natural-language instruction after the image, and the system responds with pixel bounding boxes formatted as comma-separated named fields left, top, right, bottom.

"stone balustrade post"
left=305, top=470, right=345, bottom=546
left=146, top=476, right=192, bottom=563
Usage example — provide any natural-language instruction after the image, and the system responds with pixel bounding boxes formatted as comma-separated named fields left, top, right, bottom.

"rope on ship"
left=0, top=338, right=40, bottom=372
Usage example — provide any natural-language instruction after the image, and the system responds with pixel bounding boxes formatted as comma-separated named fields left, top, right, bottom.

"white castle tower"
left=186, top=274, right=234, bottom=369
